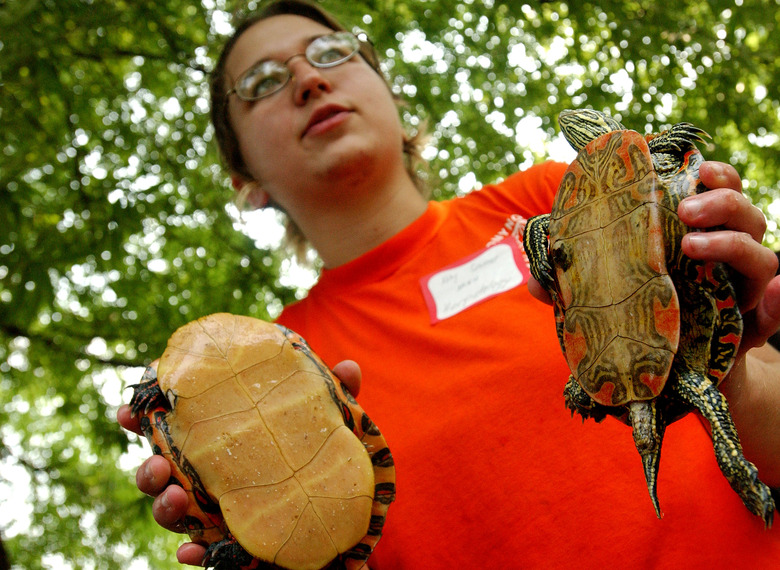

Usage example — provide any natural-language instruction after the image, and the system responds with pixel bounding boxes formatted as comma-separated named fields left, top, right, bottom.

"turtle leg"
left=647, top=123, right=710, bottom=178
left=129, top=365, right=171, bottom=416
left=669, top=369, right=775, bottom=527
left=522, top=214, right=556, bottom=293
left=647, top=122, right=709, bottom=154
left=627, top=400, right=666, bottom=519
left=563, top=376, right=611, bottom=423
left=203, top=534, right=267, bottom=569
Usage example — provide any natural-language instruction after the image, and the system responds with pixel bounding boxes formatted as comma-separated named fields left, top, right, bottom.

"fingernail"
left=686, top=232, right=708, bottom=252
left=160, top=492, right=170, bottom=509
left=680, top=199, right=702, bottom=220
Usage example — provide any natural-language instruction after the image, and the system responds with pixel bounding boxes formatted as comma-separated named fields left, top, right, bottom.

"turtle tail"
left=628, top=400, right=666, bottom=519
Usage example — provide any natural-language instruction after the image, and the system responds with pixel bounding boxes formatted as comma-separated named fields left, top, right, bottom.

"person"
left=117, top=0, right=780, bottom=566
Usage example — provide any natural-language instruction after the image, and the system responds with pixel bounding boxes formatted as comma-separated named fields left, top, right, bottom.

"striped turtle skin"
left=523, top=109, right=774, bottom=526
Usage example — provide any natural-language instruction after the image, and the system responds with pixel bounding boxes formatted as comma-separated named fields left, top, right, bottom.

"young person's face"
left=224, top=15, right=405, bottom=213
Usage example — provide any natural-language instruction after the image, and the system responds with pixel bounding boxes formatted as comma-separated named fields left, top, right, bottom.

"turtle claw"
left=738, top=475, right=775, bottom=529
left=647, top=122, right=710, bottom=157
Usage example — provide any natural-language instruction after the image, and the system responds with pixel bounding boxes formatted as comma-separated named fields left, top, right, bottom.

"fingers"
left=757, top=276, right=780, bottom=339
left=135, top=456, right=191, bottom=533
left=136, top=455, right=170, bottom=496
left=698, top=160, right=742, bottom=197
left=742, top=276, right=780, bottom=350
left=117, top=404, right=143, bottom=436
left=332, top=360, right=362, bottom=396
left=177, top=543, right=208, bottom=567
left=152, top=484, right=191, bottom=533
left=528, top=276, right=554, bottom=305
left=678, top=161, right=775, bottom=313
left=681, top=230, right=778, bottom=312
left=678, top=187, right=767, bottom=243
left=679, top=160, right=780, bottom=350
left=119, top=359, right=201, bottom=562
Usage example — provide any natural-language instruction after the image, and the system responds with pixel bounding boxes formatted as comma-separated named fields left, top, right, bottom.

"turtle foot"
left=563, top=376, right=608, bottom=423
left=128, top=366, right=170, bottom=416
left=204, top=535, right=259, bottom=570
left=731, top=467, right=775, bottom=529
left=522, top=214, right=556, bottom=293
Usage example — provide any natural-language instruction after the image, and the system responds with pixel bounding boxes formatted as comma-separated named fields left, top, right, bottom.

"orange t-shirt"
left=278, top=161, right=779, bottom=568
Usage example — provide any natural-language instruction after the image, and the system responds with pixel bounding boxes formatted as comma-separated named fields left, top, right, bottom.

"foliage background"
left=1, top=0, right=778, bottom=567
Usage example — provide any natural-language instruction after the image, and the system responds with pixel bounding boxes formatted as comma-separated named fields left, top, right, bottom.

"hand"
left=116, top=359, right=363, bottom=566
left=527, top=275, right=553, bottom=305
left=678, top=161, right=780, bottom=354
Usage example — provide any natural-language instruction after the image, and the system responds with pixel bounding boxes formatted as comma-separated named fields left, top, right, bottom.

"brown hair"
left=209, top=0, right=428, bottom=260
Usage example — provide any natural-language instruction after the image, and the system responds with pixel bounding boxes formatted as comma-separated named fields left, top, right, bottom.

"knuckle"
left=733, top=231, right=754, bottom=255
left=720, top=189, right=743, bottom=217
left=754, top=207, right=768, bottom=236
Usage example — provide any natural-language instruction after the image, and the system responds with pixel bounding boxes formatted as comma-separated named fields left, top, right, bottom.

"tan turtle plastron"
left=141, top=313, right=394, bottom=570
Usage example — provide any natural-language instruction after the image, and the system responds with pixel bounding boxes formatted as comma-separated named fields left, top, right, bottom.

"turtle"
left=130, top=313, right=396, bottom=570
left=522, top=108, right=775, bottom=526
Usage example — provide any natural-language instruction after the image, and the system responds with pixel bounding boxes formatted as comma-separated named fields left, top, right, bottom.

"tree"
left=1, top=0, right=777, bottom=567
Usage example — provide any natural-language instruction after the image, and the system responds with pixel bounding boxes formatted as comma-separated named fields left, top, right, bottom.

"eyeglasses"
left=226, top=31, right=362, bottom=102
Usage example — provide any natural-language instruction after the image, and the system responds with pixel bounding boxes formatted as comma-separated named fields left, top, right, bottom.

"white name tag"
left=420, top=237, right=530, bottom=324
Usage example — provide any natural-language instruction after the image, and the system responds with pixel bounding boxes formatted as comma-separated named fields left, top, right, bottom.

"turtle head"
left=559, top=109, right=626, bottom=152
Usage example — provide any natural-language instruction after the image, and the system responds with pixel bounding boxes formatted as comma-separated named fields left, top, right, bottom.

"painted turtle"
left=130, top=313, right=395, bottom=569
left=523, top=108, right=775, bottom=525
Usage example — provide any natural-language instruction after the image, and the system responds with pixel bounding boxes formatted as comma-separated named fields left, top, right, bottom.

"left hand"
left=678, top=161, right=780, bottom=355
left=116, top=359, right=364, bottom=568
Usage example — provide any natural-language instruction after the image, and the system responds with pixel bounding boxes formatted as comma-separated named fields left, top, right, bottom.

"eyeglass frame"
left=225, top=31, right=365, bottom=102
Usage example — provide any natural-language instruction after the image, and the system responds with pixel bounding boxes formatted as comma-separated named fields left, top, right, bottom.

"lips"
left=302, top=104, right=352, bottom=138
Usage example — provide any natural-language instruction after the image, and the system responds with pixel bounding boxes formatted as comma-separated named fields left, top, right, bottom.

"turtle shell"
left=549, top=129, right=681, bottom=406
left=131, top=313, right=395, bottom=570
left=523, top=110, right=775, bottom=525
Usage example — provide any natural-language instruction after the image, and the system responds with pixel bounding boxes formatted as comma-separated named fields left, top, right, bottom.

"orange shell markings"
left=549, top=130, right=680, bottom=406
left=156, top=314, right=376, bottom=570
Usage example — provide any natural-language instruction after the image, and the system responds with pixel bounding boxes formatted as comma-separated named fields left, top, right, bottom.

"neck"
left=287, top=168, right=428, bottom=268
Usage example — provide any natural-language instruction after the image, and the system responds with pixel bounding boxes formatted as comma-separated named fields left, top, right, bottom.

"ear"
left=231, top=174, right=269, bottom=209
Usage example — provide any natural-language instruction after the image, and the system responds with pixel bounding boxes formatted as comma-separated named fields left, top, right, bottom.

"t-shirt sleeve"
left=471, top=160, right=568, bottom=219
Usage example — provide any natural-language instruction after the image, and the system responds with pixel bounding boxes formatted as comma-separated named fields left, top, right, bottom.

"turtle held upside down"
left=130, top=313, right=395, bottom=569
left=522, top=108, right=775, bottom=526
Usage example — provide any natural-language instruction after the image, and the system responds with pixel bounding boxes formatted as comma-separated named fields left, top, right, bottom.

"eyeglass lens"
left=234, top=32, right=360, bottom=101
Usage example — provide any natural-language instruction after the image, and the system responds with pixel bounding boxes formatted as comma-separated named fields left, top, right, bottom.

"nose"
left=288, top=57, right=332, bottom=104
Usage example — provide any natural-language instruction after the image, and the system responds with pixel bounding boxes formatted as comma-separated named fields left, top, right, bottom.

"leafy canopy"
left=1, top=0, right=778, bottom=567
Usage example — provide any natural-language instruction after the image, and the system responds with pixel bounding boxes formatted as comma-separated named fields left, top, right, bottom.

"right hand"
left=116, top=359, right=363, bottom=566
